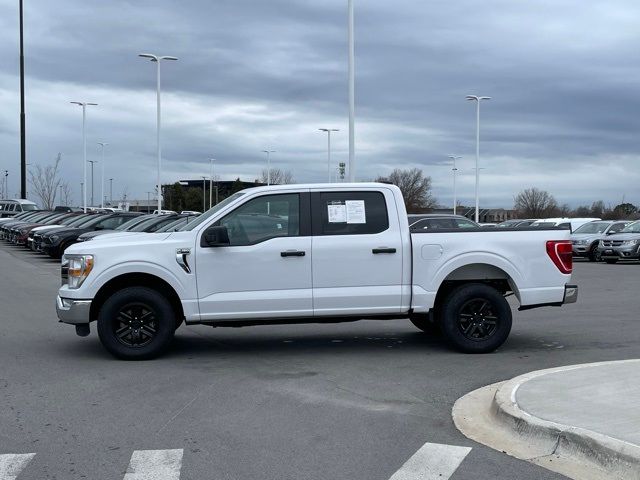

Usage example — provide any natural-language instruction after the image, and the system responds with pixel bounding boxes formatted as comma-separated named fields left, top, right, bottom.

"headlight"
left=575, top=239, right=589, bottom=245
left=622, top=239, right=639, bottom=245
left=66, top=254, right=94, bottom=289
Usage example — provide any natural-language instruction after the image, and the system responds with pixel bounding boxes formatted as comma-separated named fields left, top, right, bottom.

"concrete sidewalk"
left=453, top=360, right=640, bottom=480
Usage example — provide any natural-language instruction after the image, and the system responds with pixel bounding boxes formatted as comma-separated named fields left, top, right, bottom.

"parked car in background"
left=155, top=214, right=200, bottom=232
left=532, top=218, right=600, bottom=232
left=408, top=214, right=479, bottom=230
left=54, top=206, right=83, bottom=213
left=497, top=219, right=537, bottom=228
left=11, top=212, right=76, bottom=246
left=571, top=220, right=629, bottom=261
left=1, top=211, right=57, bottom=240
left=77, top=214, right=157, bottom=242
left=0, top=210, right=41, bottom=226
left=598, top=220, right=640, bottom=264
left=41, top=213, right=141, bottom=258
left=0, top=199, right=39, bottom=218
left=77, top=213, right=185, bottom=242
left=29, top=214, right=94, bottom=251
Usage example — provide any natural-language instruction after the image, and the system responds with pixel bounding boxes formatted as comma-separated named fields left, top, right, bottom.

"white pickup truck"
left=56, top=183, right=577, bottom=359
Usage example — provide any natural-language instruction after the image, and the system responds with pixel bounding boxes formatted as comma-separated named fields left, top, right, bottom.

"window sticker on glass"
left=346, top=200, right=366, bottom=224
left=328, top=202, right=347, bottom=223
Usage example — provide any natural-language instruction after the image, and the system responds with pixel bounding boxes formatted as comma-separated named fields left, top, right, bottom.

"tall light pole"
left=209, top=158, right=215, bottom=209
left=348, top=0, right=355, bottom=182
left=262, top=150, right=275, bottom=185
left=319, top=128, right=339, bottom=182
left=19, top=0, right=26, bottom=199
left=201, top=176, right=207, bottom=212
left=448, top=155, right=461, bottom=215
left=138, top=53, right=178, bottom=214
left=88, top=160, right=97, bottom=207
left=466, top=95, right=491, bottom=223
left=70, top=102, right=98, bottom=212
left=109, top=178, right=113, bottom=206
left=97, top=142, right=108, bottom=208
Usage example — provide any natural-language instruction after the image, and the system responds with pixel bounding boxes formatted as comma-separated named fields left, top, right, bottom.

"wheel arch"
left=89, top=273, right=184, bottom=325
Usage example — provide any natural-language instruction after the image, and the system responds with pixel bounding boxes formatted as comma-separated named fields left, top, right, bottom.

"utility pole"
left=97, top=142, right=108, bottom=208
left=348, top=0, right=355, bottom=182
left=109, top=178, right=113, bottom=206
left=466, top=95, right=491, bottom=223
left=201, top=176, right=207, bottom=212
left=261, top=150, right=275, bottom=185
left=448, top=155, right=461, bottom=215
left=19, top=0, right=26, bottom=199
left=319, top=128, right=339, bottom=182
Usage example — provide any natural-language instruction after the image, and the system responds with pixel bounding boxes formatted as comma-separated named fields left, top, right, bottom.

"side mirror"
left=201, top=225, right=230, bottom=247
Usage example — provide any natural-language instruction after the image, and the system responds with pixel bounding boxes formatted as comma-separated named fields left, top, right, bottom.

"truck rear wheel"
left=440, top=283, right=512, bottom=354
left=97, top=287, right=176, bottom=360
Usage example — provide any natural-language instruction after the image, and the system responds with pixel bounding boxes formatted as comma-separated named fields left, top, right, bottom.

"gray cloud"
left=1, top=0, right=640, bottom=208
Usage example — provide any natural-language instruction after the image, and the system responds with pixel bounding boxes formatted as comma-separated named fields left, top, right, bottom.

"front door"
left=311, top=189, right=404, bottom=316
left=196, top=192, right=313, bottom=321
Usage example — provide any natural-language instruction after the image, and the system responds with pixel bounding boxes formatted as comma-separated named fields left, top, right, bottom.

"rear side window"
left=313, top=191, right=388, bottom=235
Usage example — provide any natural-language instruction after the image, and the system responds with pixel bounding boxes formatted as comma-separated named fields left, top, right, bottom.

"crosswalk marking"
left=0, top=454, right=36, bottom=480
left=388, top=442, right=472, bottom=480
left=123, top=449, right=184, bottom=480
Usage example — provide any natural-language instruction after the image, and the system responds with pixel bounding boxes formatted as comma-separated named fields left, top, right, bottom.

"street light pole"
left=466, top=95, right=491, bottom=223
left=448, top=155, right=461, bottom=215
left=348, top=0, right=355, bottom=182
left=97, top=142, right=108, bottom=208
left=70, top=102, right=97, bottom=212
left=109, top=178, right=113, bottom=206
left=19, top=0, right=27, bottom=199
left=201, top=176, right=207, bottom=212
left=88, top=160, right=97, bottom=207
left=319, top=128, right=339, bottom=182
left=139, top=53, right=178, bottom=214
left=261, top=150, right=275, bottom=185
left=209, top=158, right=215, bottom=209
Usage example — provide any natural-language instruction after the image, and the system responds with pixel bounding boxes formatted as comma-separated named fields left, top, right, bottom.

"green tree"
left=612, top=203, right=638, bottom=218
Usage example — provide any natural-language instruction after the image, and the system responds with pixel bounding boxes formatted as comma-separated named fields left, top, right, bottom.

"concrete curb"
left=454, top=360, right=640, bottom=480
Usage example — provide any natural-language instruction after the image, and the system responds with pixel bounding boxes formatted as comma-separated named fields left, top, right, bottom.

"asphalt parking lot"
left=1, top=243, right=639, bottom=480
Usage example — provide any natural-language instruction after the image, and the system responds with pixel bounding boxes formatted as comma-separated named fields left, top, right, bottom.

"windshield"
left=22, top=204, right=38, bottom=211
left=116, top=215, right=153, bottom=231
left=621, top=221, right=640, bottom=233
left=179, top=193, right=246, bottom=231
left=573, top=222, right=610, bottom=234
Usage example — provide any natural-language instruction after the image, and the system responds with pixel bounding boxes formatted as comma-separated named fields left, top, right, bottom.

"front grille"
left=601, top=240, right=623, bottom=247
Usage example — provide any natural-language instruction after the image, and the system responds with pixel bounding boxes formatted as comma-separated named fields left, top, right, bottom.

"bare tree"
left=60, top=181, right=73, bottom=207
left=29, top=153, right=63, bottom=209
left=513, top=187, right=558, bottom=217
left=260, top=168, right=295, bottom=185
left=376, top=168, right=436, bottom=212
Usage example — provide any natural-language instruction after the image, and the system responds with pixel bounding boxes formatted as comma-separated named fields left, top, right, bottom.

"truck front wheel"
left=440, top=283, right=512, bottom=354
left=97, top=287, right=176, bottom=360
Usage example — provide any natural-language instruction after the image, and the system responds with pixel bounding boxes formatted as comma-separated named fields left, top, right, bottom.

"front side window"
left=217, top=194, right=299, bottom=246
left=315, top=191, right=388, bottom=235
left=454, top=219, right=478, bottom=228
left=608, top=223, right=627, bottom=234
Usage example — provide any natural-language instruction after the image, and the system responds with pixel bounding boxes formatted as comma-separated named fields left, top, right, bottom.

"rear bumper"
left=519, top=284, right=578, bottom=311
left=56, top=295, right=92, bottom=324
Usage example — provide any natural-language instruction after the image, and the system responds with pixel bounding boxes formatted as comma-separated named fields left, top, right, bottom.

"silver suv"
left=571, top=220, right=628, bottom=261
left=597, top=220, right=640, bottom=263
left=0, top=199, right=39, bottom=218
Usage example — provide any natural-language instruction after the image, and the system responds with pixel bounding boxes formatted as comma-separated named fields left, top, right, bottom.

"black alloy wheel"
left=97, top=287, right=177, bottom=360
left=456, top=298, right=499, bottom=341
left=113, top=302, right=158, bottom=348
left=588, top=244, right=601, bottom=262
left=440, top=283, right=512, bottom=353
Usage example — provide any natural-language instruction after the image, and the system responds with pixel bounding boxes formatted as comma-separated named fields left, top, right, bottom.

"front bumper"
left=598, top=245, right=640, bottom=260
left=572, top=245, right=590, bottom=255
left=56, top=295, right=92, bottom=324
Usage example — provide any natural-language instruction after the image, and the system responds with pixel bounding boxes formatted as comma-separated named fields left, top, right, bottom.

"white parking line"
left=0, top=454, right=36, bottom=480
left=388, top=442, right=471, bottom=480
left=123, top=449, right=184, bottom=480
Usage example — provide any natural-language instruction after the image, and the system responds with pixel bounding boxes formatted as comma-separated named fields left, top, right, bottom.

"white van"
left=0, top=199, right=39, bottom=218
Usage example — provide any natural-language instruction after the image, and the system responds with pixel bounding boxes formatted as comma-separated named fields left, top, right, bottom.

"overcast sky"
left=1, top=0, right=639, bottom=208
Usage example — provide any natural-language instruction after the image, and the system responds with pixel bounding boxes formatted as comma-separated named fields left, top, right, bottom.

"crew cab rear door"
left=310, top=188, right=403, bottom=315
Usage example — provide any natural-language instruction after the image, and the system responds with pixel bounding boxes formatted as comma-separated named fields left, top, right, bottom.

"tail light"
left=546, top=240, right=572, bottom=274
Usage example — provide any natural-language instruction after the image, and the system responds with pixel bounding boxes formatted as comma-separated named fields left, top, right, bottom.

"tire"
left=97, top=287, right=176, bottom=360
left=439, top=283, right=512, bottom=354
left=410, top=314, right=442, bottom=336
left=605, top=259, right=618, bottom=264
left=588, top=244, right=600, bottom=262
